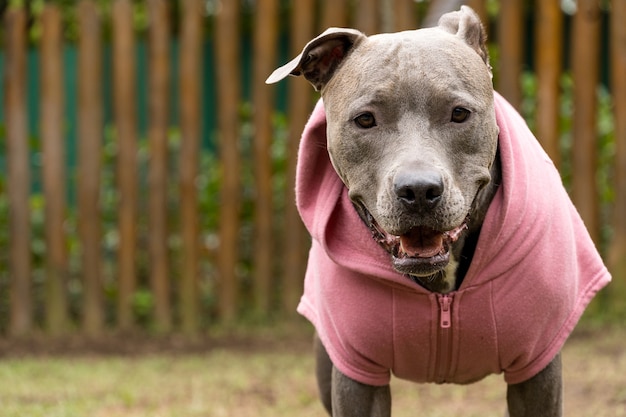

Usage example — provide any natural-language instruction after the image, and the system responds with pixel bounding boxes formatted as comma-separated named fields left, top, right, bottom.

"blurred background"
left=0, top=0, right=624, bottom=338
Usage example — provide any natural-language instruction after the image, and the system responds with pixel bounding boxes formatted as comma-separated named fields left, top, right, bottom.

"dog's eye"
left=354, top=112, right=377, bottom=129
left=451, top=107, right=470, bottom=123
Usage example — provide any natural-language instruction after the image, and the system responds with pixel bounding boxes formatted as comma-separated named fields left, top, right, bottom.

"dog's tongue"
left=399, top=227, right=444, bottom=258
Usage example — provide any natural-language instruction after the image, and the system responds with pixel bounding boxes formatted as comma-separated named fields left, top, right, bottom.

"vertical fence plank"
left=215, top=0, right=241, bottom=322
left=41, top=4, right=69, bottom=335
left=112, top=0, right=139, bottom=331
left=497, top=0, right=524, bottom=109
left=535, top=0, right=563, bottom=168
left=355, top=0, right=379, bottom=33
left=179, top=0, right=203, bottom=333
left=466, top=0, right=488, bottom=27
left=322, top=0, right=349, bottom=30
left=609, top=0, right=626, bottom=281
left=253, top=0, right=279, bottom=316
left=571, top=0, right=601, bottom=244
left=78, top=0, right=104, bottom=336
left=148, top=0, right=172, bottom=331
left=282, top=0, right=314, bottom=317
left=393, top=0, right=417, bottom=31
left=4, top=6, right=32, bottom=337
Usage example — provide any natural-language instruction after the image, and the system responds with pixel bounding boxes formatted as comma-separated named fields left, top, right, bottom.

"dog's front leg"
left=506, top=352, right=563, bottom=417
left=314, top=334, right=334, bottom=414
left=332, top=367, right=391, bottom=417
left=315, top=333, right=391, bottom=416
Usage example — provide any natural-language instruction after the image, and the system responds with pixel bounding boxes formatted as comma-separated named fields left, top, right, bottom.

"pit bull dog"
left=267, top=6, right=610, bottom=417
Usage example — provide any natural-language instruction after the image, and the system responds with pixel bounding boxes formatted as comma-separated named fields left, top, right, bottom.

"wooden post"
left=571, top=0, right=601, bottom=244
left=215, top=0, right=241, bottom=322
left=112, top=0, right=139, bottom=332
left=252, top=0, right=279, bottom=316
left=282, top=0, right=314, bottom=317
left=148, top=0, right=172, bottom=331
left=393, top=0, right=417, bottom=31
left=41, top=4, right=69, bottom=335
left=179, top=0, right=203, bottom=334
left=355, top=0, right=379, bottom=34
left=497, top=0, right=524, bottom=109
left=322, top=0, right=349, bottom=30
left=466, top=0, right=488, bottom=28
left=4, top=6, right=32, bottom=337
left=535, top=0, right=563, bottom=168
left=78, top=0, right=104, bottom=336
left=609, top=0, right=626, bottom=280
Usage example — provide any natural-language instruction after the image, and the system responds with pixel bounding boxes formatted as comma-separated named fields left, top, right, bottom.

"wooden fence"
left=1, top=0, right=625, bottom=337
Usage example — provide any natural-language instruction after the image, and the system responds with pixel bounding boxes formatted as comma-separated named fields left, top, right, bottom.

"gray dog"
left=267, top=6, right=610, bottom=417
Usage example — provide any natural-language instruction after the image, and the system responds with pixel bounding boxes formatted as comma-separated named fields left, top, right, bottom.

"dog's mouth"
left=362, top=209, right=468, bottom=276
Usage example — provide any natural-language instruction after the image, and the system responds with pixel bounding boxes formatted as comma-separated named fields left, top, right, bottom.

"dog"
left=267, top=6, right=610, bottom=417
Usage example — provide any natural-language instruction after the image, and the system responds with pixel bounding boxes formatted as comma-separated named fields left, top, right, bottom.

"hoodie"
left=295, top=92, right=611, bottom=386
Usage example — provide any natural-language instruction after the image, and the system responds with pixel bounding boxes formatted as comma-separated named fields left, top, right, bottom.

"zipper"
left=440, top=294, right=452, bottom=328
left=435, top=293, right=453, bottom=383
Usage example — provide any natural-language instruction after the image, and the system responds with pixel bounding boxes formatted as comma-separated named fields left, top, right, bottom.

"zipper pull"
left=439, top=294, right=452, bottom=328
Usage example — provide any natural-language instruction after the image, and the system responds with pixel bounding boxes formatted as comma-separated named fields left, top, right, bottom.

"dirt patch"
left=0, top=322, right=315, bottom=358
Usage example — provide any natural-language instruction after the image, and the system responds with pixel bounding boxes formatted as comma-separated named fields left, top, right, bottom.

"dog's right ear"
left=266, top=28, right=364, bottom=91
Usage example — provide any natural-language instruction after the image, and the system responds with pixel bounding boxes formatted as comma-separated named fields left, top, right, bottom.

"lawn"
left=0, top=323, right=624, bottom=417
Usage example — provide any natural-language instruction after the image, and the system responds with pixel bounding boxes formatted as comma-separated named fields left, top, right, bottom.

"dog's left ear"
left=266, top=27, right=365, bottom=91
left=438, top=6, right=491, bottom=76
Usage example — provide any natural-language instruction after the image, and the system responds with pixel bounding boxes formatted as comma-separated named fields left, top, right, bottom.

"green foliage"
left=19, top=0, right=156, bottom=44
left=0, top=94, right=291, bottom=331
left=8, top=0, right=25, bottom=9
left=519, top=71, right=616, bottom=257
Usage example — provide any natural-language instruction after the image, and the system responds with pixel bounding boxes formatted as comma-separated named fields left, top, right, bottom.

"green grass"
left=0, top=324, right=624, bottom=417
left=0, top=348, right=321, bottom=417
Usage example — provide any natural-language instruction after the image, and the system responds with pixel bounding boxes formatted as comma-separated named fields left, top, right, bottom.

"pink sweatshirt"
left=296, top=92, right=611, bottom=386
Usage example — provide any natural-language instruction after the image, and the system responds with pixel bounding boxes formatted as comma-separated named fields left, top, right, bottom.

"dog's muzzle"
left=362, top=208, right=468, bottom=277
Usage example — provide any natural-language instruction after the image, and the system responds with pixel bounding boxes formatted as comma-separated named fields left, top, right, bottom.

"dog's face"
left=267, top=7, right=498, bottom=280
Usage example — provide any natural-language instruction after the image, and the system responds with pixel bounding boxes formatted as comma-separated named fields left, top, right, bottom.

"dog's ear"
left=438, top=6, right=491, bottom=76
left=266, top=28, right=365, bottom=91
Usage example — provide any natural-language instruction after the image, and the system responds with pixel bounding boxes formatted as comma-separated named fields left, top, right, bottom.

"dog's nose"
left=393, top=169, right=444, bottom=209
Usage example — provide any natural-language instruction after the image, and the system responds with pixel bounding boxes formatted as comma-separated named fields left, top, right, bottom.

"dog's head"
left=268, top=7, right=499, bottom=282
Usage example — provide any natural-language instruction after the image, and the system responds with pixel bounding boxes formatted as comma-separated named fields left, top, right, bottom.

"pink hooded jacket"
left=296, top=92, right=611, bottom=386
